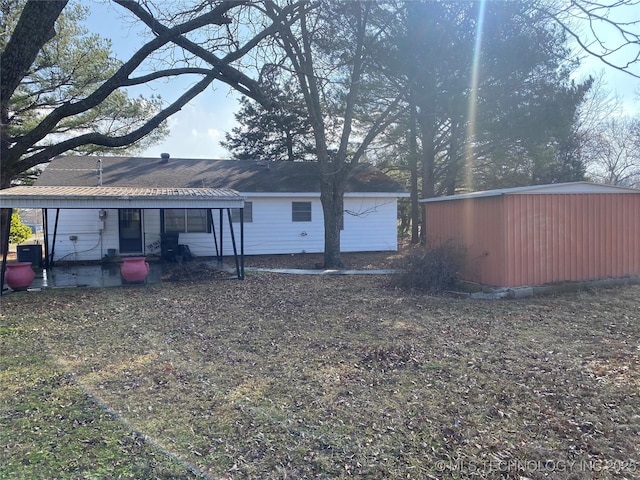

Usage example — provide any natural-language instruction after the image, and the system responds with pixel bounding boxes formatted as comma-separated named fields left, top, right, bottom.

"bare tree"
left=536, top=0, right=640, bottom=78
left=0, top=0, right=287, bottom=255
left=586, top=115, right=640, bottom=186
left=4, top=0, right=636, bottom=260
left=262, top=1, right=405, bottom=267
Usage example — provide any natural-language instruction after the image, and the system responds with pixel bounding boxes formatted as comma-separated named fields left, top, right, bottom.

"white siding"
left=45, top=208, right=155, bottom=261
left=215, top=195, right=398, bottom=255
left=45, top=195, right=399, bottom=261
left=44, top=209, right=108, bottom=262
left=341, top=197, right=398, bottom=252
left=100, top=209, right=120, bottom=256
left=212, top=196, right=324, bottom=255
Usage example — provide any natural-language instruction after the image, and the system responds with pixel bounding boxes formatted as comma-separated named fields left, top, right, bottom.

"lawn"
left=1, top=271, right=639, bottom=479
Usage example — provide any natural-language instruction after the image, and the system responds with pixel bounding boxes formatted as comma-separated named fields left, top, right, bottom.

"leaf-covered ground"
left=1, top=260, right=639, bottom=479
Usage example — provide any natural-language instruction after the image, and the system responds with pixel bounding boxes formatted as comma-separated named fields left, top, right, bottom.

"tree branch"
left=117, top=0, right=281, bottom=107
left=16, top=73, right=218, bottom=172
left=535, top=0, right=640, bottom=78
left=7, top=7, right=227, bottom=165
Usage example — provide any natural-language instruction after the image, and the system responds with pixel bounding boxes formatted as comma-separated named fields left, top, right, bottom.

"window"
left=231, top=202, right=253, bottom=223
left=163, top=209, right=210, bottom=233
left=292, top=201, right=312, bottom=222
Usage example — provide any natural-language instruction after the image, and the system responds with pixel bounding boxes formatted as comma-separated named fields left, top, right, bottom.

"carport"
left=0, top=185, right=246, bottom=291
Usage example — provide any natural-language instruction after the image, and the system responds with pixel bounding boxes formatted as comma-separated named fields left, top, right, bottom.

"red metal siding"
left=425, top=192, right=640, bottom=288
left=503, top=194, right=640, bottom=287
left=425, top=197, right=506, bottom=286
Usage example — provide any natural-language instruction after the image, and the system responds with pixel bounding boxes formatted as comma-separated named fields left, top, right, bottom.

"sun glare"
left=464, top=0, right=487, bottom=192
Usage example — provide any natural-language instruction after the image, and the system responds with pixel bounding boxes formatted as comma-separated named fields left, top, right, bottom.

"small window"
left=163, top=209, right=210, bottom=233
left=231, top=202, right=253, bottom=223
left=292, top=201, right=312, bottom=222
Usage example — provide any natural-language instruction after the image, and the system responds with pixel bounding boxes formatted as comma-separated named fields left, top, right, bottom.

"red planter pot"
left=120, top=257, right=150, bottom=283
left=5, top=262, right=36, bottom=291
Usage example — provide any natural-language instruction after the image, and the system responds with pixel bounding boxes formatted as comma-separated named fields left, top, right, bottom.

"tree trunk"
left=0, top=209, right=10, bottom=256
left=408, top=102, right=420, bottom=244
left=0, top=174, right=12, bottom=255
left=444, top=119, right=461, bottom=195
left=0, top=1, right=67, bottom=108
left=1, top=1, right=67, bottom=187
left=420, top=121, right=436, bottom=199
left=419, top=115, right=436, bottom=243
left=321, top=173, right=345, bottom=268
left=286, top=130, right=294, bottom=161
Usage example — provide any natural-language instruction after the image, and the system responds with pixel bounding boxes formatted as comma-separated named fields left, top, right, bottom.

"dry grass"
left=1, top=264, right=639, bottom=479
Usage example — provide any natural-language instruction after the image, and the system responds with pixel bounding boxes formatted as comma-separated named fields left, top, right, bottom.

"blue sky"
left=82, top=0, right=639, bottom=160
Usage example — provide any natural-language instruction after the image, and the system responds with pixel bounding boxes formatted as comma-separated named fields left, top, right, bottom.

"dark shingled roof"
left=36, top=156, right=406, bottom=194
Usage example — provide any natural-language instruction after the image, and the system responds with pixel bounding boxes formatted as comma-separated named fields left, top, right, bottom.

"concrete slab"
left=2, top=260, right=232, bottom=292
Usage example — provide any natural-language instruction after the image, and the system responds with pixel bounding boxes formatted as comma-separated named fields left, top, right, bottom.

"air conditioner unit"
left=17, top=244, right=43, bottom=268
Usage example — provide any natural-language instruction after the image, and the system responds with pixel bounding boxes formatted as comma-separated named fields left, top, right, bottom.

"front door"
left=119, top=209, right=142, bottom=253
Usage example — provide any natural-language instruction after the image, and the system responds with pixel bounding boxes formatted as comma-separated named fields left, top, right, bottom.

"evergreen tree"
left=221, top=75, right=313, bottom=161
left=375, top=1, right=593, bottom=241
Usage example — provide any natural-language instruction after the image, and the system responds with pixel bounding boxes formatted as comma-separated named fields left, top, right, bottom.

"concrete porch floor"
left=2, top=259, right=236, bottom=292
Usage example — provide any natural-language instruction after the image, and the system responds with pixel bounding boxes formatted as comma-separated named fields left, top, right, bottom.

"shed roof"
left=36, top=156, right=407, bottom=194
left=0, top=185, right=244, bottom=209
left=420, top=182, right=640, bottom=203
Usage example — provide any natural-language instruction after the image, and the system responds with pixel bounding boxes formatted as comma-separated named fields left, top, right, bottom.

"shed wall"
left=425, top=197, right=505, bottom=286
left=504, top=193, right=640, bottom=287
left=425, top=192, right=640, bottom=288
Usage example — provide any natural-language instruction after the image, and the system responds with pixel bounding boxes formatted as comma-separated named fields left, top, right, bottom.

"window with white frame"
left=292, top=201, right=312, bottom=222
left=163, top=209, right=210, bottom=233
left=231, top=202, right=253, bottom=222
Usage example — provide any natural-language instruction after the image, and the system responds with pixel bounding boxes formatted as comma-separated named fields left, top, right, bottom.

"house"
left=31, top=155, right=407, bottom=262
left=420, top=182, right=640, bottom=288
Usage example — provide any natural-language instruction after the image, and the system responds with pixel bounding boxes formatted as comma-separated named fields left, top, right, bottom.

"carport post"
left=49, top=209, right=60, bottom=267
left=42, top=209, right=50, bottom=268
left=226, top=208, right=244, bottom=280
left=218, top=209, right=224, bottom=263
left=210, top=209, right=220, bottom=260
left=1, top=208, right=13, bottom=295
left=240, top=207, right=244, bottom=280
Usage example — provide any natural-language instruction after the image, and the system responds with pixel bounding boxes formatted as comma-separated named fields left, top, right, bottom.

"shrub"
left=10, top=213, right=32, bottom=245
left=393, top=244, right=465, bottom=292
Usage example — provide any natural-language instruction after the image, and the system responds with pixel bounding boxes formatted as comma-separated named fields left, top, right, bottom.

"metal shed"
left=421, top=182, right=640, bottom=288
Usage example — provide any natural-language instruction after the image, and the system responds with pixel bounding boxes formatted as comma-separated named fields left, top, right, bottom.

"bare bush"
left=393, top=244, right=465, bottom=292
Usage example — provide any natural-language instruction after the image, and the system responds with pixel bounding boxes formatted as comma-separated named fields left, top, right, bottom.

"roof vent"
left=160, top=152, right=170, bottom=163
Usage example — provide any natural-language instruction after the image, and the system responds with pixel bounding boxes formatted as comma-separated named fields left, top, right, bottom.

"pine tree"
left=221, top=79, right=313, bottom=162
